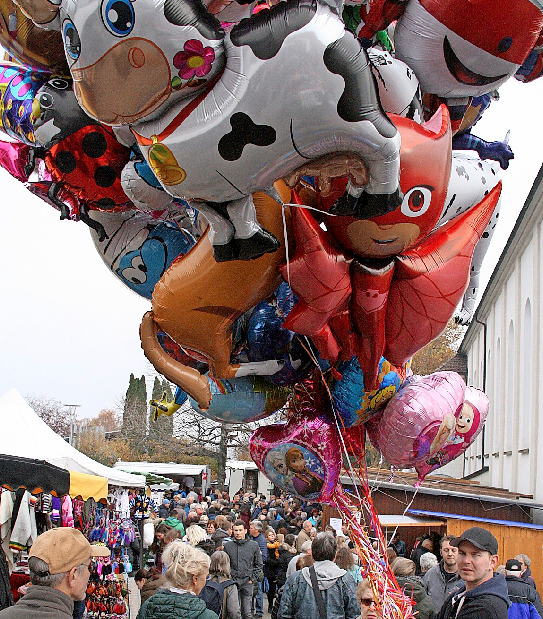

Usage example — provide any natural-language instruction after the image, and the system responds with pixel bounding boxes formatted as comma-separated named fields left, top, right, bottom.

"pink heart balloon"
left=250, top=410, right=342, bottom=502
left=415, top=386, right=489, bottom=480
left=366, top=372, right=466, bottom=470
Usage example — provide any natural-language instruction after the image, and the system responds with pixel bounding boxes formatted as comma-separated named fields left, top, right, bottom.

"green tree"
left=122, top=374, right=148, bottom=456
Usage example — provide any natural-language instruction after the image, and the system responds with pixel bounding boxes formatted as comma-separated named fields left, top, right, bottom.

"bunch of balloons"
left=0, top=0, right=538, bottom=611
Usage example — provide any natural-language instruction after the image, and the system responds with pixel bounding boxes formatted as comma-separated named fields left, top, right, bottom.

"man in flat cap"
left=0, top=528, right=109, bottom=619
left=434, top=527, right=509, bottom=619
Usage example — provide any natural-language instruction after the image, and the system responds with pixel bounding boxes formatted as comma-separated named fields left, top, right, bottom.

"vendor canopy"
left=0, top=455, right=108, bottom=501
left=0, top=389, right=145, bottom=488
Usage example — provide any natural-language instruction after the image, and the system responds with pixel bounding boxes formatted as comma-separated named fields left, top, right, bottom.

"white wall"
left=459, top=186, right=543, bottom=502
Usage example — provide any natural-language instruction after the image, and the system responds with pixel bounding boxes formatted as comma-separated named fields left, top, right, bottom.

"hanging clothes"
left=0, top=490, right=14, bottom=573
left=9, top=491, right=37, bottom=552
left=61, top=495, right=74, bottom=528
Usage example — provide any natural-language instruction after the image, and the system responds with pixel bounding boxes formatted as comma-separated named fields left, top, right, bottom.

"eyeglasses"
left=360, top=598, right=377, bottom=608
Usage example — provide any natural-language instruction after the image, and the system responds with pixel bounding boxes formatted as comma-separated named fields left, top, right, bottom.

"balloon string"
left=332, top=489, right=415, bottom=619
left=281, top=202, right=291, bottom=285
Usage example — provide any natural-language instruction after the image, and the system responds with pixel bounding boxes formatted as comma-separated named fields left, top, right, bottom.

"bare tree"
left=173, top=400, right=272, bottom=488
left=26, top=395, right=76, bottom=439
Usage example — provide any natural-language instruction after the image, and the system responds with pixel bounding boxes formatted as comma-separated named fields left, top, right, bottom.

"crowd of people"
left=0, top=481, right=541, bottom=619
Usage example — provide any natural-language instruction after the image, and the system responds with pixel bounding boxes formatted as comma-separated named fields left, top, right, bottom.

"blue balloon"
left=187, top=376, right=289, bottom=423
left=116, top=221, right=195, bottom=298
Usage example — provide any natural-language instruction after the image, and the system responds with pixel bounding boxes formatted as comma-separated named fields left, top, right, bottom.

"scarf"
left=267, top=540, right=281, bottom=559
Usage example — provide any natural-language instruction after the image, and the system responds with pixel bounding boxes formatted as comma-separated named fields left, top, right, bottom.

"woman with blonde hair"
left=335, top=546, right=362, bottom=584
left=356, top=579, right=381, bottom=619
left=136, top=541, right=217, bottom=619
left=185, top=524, right=216, bottom=557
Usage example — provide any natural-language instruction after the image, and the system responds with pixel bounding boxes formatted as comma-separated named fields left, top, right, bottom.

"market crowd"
left=0, top=481, right=541, bottom=619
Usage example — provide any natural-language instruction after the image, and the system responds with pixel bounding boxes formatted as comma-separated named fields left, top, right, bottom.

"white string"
left=281, top=203, right=291, bottom=285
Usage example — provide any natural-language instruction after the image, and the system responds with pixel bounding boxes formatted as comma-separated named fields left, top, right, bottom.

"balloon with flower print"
left=172, top=40, right=217, bottom=90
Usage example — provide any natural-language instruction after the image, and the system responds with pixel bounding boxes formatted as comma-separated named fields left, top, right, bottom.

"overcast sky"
left=1, top=77, right=542, bottom=420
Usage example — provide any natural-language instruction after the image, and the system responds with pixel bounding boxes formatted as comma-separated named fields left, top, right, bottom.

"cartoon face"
left=285, top=448, right=306, bottom=473
left=116, top=222, right=196, bottom=299
left=56, top=0, right=225, bottom=124
left=33, top=77, right=96, bottom=149
left=395, top=0, right=543, bottom=99
left=267, top=451, right=287, bottom=476
left=456, top=402, right=475, bottom=434
left=327, top=106, right=452, bottom=258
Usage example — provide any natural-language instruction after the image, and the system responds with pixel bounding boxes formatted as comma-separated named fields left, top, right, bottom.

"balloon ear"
left=421, top=104, right=450, bottom=138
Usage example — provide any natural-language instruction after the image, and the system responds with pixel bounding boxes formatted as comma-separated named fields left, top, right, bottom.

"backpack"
left=199, top=579, right=235, bottom=618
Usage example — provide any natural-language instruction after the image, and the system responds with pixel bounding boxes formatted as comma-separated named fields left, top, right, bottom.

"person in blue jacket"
left=504, top=559, right=543, bottom=619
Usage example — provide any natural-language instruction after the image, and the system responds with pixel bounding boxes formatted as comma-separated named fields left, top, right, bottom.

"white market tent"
left=0, top=389, right=145, bottom=487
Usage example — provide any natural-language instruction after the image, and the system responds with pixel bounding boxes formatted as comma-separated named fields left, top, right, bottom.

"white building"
left=442, top=164, right=543, bottom=518
left=226, top=460, right=272, bottom=497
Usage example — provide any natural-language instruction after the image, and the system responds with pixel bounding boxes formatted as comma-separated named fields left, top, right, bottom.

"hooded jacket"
left=506, top=575, right=543, bottom=619
left=224, top=537, right=263, bottom=584
left=396, top=575, right=435, bottom=619
left=137, top=589, right=218, bottom=619
left=163, top=517, right=186, bottom=536
left=0, top=585, right=73, bottom=619
left=423, top=561, right=464, bottom=611
left=435, top=573, right=510, bottom=619
left=278, top=560, right=360, bottom=619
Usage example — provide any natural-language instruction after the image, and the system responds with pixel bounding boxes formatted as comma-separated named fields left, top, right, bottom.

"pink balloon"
left=415, top=386, right=489, bottom=480
left=366, top=372, right=466, bottom=469
left=0, top=139, right=31, bottom=183
left=249, top=408, right=342, bottom=503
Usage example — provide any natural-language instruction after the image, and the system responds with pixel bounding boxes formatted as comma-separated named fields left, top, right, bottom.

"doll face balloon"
left=415, top=386, right=489, bottom=480
left=250, top=412, right=342, bottom=502
left=366, top=371, right=467, bottom=468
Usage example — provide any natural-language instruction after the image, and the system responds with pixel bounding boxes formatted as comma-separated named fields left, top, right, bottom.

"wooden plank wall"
left=447, top=519, right=543, bottom=591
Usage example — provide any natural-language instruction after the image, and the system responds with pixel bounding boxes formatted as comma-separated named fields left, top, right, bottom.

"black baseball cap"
left=450, top=527, right=498, bottom=555
left=505, top=559, right=523, bottom=573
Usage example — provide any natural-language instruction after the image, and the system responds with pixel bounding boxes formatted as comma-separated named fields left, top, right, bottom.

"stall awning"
left=0, top=455, right=70, bottom=496
left=69, top=471, right=108, bottom=501
left=114, top=462, right=207, bottom=477
left=378, top=514, right=446, bottom=528
left=407, top=509, right=543, bottom=530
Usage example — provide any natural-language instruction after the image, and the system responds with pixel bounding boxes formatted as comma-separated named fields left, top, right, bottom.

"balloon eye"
left=63, top=20, right=81, bottom=61
left=497, top=37, right=513, bottom=53
left=400, top=186, right=433, bottom=218
left=39, top=93, right=53, bottom=109
left=50, top=78, right=70, bottom=90
left=101, top=0, right=135, bottom=37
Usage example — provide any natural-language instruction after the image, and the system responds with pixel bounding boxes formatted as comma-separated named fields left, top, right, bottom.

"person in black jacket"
left=434, top=527, right=509, bottom=619
left=224, top=520, right=263, bottom=619
left=504, top=559, right=543, bottom=617
left=515, top=555, right=538, bottom=591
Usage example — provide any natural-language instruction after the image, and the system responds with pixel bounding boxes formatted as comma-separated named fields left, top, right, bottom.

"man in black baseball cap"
left=434, top=527, right=509, bottom=619
left=504, top=559, right=543, bottom=619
